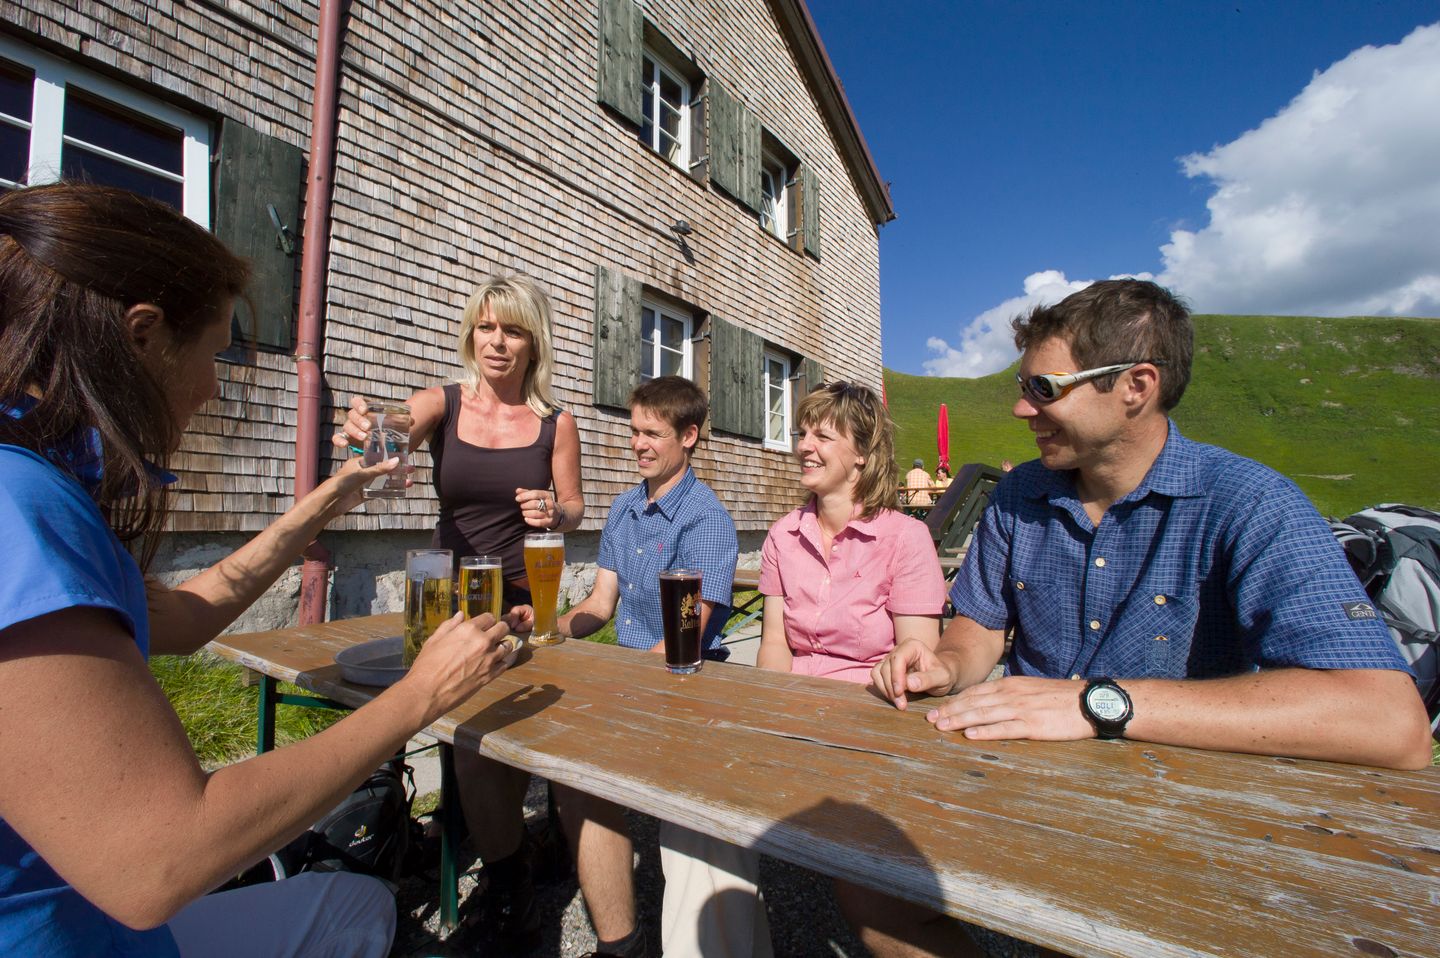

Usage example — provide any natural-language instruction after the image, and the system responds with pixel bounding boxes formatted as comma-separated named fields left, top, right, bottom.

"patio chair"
left=924, top=462, right=1005, bottom=563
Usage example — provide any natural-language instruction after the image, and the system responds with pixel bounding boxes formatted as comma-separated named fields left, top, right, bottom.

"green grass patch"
left=886, top=314, right=1440, bottom=516
left=151, top=653, right=343, bottom=768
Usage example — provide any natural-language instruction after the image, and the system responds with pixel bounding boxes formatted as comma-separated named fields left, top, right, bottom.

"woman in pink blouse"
left=756, top=382, right=961, bottom=958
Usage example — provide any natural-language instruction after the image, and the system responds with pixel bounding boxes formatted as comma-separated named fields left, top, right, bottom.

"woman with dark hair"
left=0, top=183, right=519, bottom=957
left=756, top=382, right=960, bottom=957
left=333, top=273, right=584, bottom=950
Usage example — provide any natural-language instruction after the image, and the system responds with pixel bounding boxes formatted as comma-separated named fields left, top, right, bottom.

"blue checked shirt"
left=951, top=421, right=1409, bottom=680
left=598, top=467, right=738, bottom=651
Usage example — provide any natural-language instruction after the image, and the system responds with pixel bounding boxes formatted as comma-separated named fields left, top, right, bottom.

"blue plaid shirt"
left=598, top=467, right=737, bottom=651
left=951, top=421, right=1409, bottom=680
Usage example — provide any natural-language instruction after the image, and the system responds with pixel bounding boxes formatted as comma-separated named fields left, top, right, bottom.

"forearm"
left=558, top=598, right=611, bottom=639
left=1122, top=668, right=1431, bottom=769
left=934, top=621, right=1006, bottom=693
left=550, top=494, right=584, bottom=533
left=149, top=481, right=347, bottom=653
left=756, top=639, right=793, bottom=672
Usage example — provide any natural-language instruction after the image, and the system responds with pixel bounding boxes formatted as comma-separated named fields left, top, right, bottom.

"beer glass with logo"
left=659, top=569, right=703, bottom=674
left=362, top=401, right=412, bottom=499
left=403, top=549, right=453, bottom=667
left=524, top=532, right=565, bottom=646
left=459, top=555, right=503, bottom=623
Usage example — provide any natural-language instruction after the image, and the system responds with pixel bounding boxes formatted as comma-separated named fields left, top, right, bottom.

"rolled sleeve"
left=885, top=521, right=947, bottom=616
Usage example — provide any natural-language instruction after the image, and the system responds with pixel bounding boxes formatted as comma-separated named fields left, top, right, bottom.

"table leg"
left=439, top=742, right=461, bottom=931
left=257, top=674, right=277, bottom=755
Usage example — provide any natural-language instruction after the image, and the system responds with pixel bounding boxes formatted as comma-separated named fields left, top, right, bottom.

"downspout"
left=295, top=0, right=344, bottom=625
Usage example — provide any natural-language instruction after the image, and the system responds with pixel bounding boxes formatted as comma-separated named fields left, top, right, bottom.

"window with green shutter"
left=213, top=120, right=303, bottom=351
left=592, top=264, right=644, bottom=409
left=708, top=316, right=764, bottom=440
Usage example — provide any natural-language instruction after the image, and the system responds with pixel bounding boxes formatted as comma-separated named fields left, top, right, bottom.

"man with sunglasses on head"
left=874, top=279, right=1431, bottom=772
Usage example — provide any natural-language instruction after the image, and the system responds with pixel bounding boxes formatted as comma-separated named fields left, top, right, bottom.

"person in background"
left=904, top=456, right=932, bottom=506
left=0, top=182, right=519, bottom=958
left=335, top=273, right=584, bottom=951
left=934, top=463, right=952, bottom=490
left=756, top=382, right=957, bottom=957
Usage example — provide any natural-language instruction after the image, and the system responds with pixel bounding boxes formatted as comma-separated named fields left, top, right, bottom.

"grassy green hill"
left=885, top=314, right=1440, bottom=517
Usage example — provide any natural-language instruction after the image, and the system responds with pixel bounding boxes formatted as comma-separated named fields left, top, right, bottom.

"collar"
left=3, top=395, right=178, bottom=496
left=639, top=466, right=697, bottom=520
left=790, top=499, right=887, bottom=553
left=1021, top=419, right=1203, bottom=506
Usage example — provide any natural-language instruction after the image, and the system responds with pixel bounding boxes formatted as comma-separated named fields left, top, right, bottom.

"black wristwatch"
left=1081, top=678, right=1133, bottom=739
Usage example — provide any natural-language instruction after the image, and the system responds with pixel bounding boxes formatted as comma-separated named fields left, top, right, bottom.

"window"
left=763, top=351, right=792, bottom=450
left=759, top=152, right=790, bottom=241
left=0, top=35, right=211, bottom=224
left=641, top=301, right=693, bottom=380
left=640, top=53, right=689, bottom=168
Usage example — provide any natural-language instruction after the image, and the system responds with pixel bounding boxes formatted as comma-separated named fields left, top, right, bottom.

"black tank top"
left=430, top=383, right=557, bottom=601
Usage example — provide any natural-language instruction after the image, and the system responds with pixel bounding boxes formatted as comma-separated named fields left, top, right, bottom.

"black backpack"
left=1329, top=504, right=1440, bottom=735
left=220, top=760, right=415, bottom=890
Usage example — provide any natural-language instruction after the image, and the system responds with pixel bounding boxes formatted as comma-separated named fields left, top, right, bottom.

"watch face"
left=1087, top=685, right=1129, bottom=722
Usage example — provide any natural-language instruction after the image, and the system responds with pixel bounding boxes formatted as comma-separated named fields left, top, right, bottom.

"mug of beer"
left=403, top=549, right=453, bottom=667
left=460, top=555, right=504, bottom=623
left=524, top=532, right=565, bottom=646
left=659, top=569, right=703, bottom=674
left=362, top=401, right=412, bottom=499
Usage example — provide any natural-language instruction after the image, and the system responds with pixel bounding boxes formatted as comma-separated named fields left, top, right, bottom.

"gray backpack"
left=1330, top=504, right=1440, bottom=735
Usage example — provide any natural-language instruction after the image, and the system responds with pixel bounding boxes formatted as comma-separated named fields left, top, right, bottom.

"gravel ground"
left=389, top=780, right=1037, bottom=958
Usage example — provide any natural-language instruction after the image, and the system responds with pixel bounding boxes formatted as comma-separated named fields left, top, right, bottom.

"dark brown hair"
left=629, top=375, right=709, bottom=442
left=0, top=183, right=250, bottom=562
left=796, top=382, right=897, bottom=520
left=1012, top=279, right=1193, bottom=411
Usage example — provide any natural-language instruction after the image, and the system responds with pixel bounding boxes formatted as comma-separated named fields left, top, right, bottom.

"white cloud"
left=925, top=23, right=1440, bottom=378
left=1158, top=22, right=1440, bottom=316
left=922, top=270, right=1151, bottom=377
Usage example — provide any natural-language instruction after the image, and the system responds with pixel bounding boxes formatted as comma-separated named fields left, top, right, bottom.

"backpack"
left=1329, top=504, right=1440, bottom=733
left=219, top=760, right=416, bottom=890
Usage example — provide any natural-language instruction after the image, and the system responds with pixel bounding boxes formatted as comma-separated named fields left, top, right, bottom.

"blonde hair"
left=796, top=382, right=897, bottom=520
left=457, top=273, right=558, bottom=417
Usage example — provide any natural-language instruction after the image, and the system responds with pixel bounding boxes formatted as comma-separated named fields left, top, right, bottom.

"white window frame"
left=763, top=350, right=792, bottom=451
left=0, top=34, right=211, bottom=227
left=640, top=50, right=690, bottom=170
left=759, top=153, right=789, bottom=241
left=641, top=300, right=693, bottom=381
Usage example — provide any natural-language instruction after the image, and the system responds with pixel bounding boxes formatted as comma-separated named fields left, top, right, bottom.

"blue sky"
left=805, top=1, right=1440, bottom=375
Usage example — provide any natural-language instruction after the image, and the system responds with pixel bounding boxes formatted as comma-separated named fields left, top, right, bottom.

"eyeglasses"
left=1016, top=360, right=1167, bottom=404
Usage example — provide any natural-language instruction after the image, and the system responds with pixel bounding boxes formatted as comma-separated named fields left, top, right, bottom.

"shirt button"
left=1015, top=581, right=1026, bottom=590
left=627, top=583, right=633, bottom=590
left=1089, top=620, right=1100, bottom=631
left=1094, top=557, right=1106, bottom=567
left=624, top=619, right=631, bottom=625
left=636, top=548, right=643, bottom=555
left=1154, top=595, right=1167, bottom=605
left=1070, top=674, right=1082, bottom=680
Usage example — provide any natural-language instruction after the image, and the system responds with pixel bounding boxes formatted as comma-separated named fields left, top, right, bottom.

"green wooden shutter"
left=593, top=265, right=642, bottom=409
left=214, top=119, right=302, bottom=350
left=798, top=163, right=821, bottom=258
left=687, top=87, right=707, bottom=183
left=596, top=0, right=643, bottom=125
left=709, top=316, right=764, bottom=439
left=799, top=356, right=825, bottom=396
left=707, top=80, right=761, bottom=212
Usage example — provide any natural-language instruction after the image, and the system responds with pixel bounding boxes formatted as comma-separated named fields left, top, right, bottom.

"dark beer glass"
left=659, top=569, right=703, bottom=674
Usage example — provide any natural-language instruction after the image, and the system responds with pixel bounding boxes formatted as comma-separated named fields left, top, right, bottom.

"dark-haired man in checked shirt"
left=547, top=376, right=768, bottom=958
left=874, top=280, right=1430, bottom=779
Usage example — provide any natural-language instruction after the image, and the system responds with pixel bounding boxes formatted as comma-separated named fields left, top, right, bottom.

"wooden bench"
left=209, top=615, right=1440, bottom=957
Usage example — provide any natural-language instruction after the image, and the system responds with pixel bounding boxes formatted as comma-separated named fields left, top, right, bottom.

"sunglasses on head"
left=1016, top=360, right=1167, bottom=404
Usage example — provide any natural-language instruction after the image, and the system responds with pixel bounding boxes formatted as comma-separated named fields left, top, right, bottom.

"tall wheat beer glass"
left=404, top=549, right=453, bottom=667
left=459, top=555, right=503, bottom=623
left=659, top=569, right=703, bottom=673
left=525, top=532, right=565, bottom=645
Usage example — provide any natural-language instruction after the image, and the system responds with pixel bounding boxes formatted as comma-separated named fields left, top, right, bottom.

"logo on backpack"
left=1341, top=601, right=1378, bottom=621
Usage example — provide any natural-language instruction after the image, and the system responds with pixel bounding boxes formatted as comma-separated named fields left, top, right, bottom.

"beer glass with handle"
left=404, top=549, right=453, bottom=667
left=524, top=532, right=565, bottom=645
left=459, top=555, right=504, bottom=623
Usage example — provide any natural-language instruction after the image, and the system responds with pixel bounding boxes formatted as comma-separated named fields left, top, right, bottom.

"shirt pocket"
left=1125, top=590, right=1200, bottom=677
left=1009, top=577, right=1071, bottom=677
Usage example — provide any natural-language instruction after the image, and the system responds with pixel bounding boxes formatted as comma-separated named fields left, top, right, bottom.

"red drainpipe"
left=295, top=0, right=344, bottom=625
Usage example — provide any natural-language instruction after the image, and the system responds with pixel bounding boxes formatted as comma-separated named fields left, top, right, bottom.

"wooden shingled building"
left=1, top=0, right=894, bottom=627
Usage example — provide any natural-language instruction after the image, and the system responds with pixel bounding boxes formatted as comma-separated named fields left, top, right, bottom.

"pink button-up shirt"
left=758, top=503, right=946, bottom=683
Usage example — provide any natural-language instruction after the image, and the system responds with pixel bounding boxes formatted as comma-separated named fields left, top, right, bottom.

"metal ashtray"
left=334, top=636, right=407, bottom=687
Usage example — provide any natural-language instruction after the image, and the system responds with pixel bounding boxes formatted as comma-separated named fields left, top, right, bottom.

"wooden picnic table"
left=208, top=614, right=1439, bottom=958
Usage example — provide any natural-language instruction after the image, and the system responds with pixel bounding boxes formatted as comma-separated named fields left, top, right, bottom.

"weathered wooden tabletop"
left=209, top=614, right=1439, bottom=958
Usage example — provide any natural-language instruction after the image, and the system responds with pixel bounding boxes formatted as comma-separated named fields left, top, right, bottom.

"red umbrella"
left=937, top=404, right=950, bottom=473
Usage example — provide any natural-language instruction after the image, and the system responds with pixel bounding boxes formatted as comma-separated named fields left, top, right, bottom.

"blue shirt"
left=0, top=444, right=178, bottom=957
left=598, top=468, right=738, bottom=651
left=951, top=422, right=1409, bottom=680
